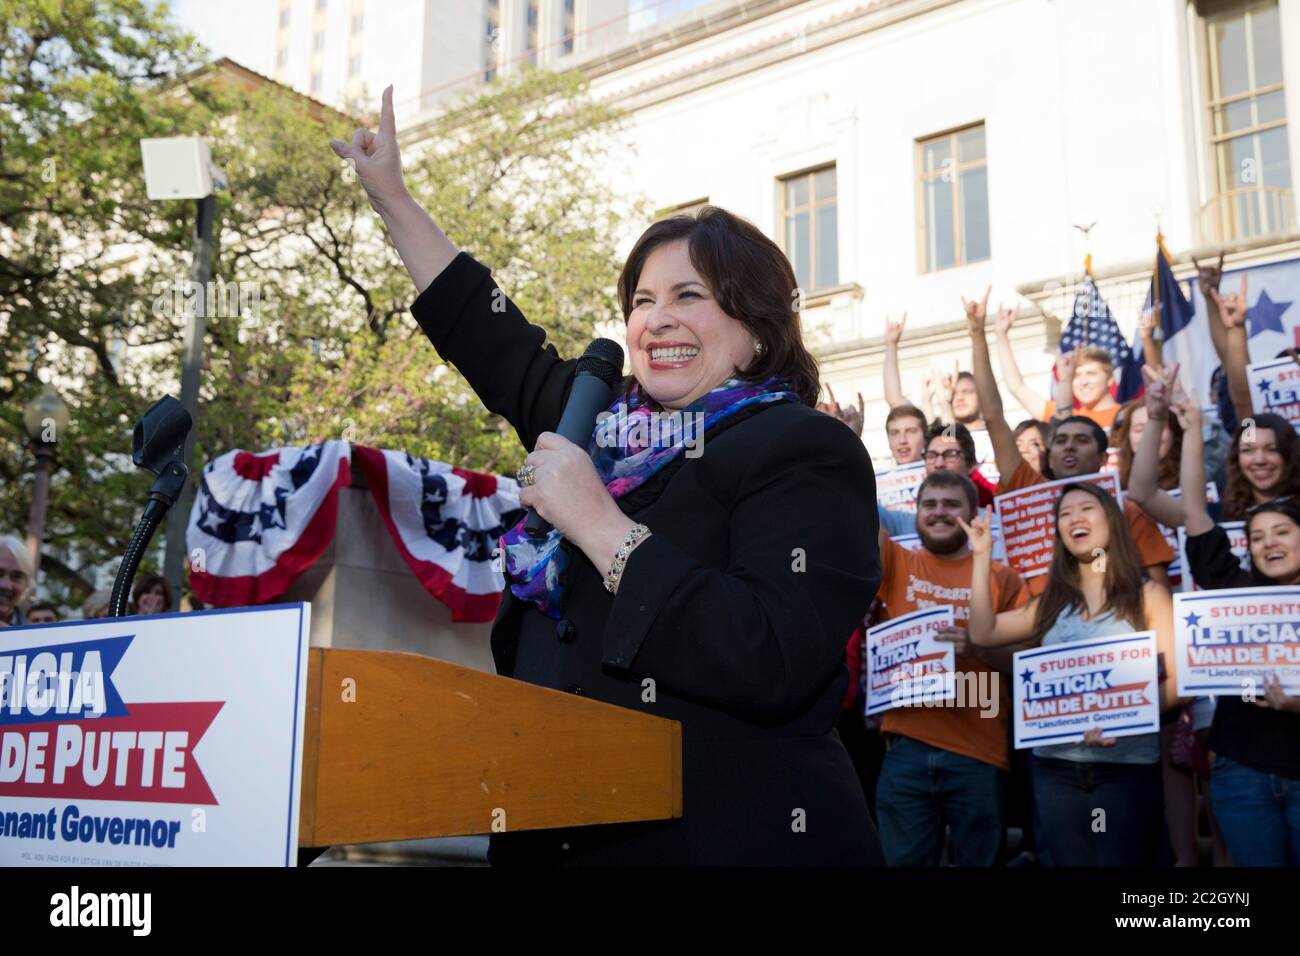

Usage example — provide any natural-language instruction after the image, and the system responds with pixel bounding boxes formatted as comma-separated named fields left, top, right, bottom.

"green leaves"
left=1, top=2, right=645, bottom=612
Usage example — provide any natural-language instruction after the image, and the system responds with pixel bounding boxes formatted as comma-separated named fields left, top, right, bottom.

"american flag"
left=1060, top=275, right=1145, bottom=402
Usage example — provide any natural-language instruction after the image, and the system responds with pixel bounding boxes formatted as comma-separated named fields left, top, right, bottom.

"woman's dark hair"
left=1224, top=412, right=1300, bottom=519
left=1245, top=497, right=1300, bottom=553
left=1014, top=419, right=1050, bottom=444
left=132, top=573, right=174, bottom=613
left=616, top=206, right=820, bottom=407
left=1113, top=399, right=1182, bottom=491
left=1031, top=483, right=1147, bottom=643
left=926, top=420, right=976, bottom=468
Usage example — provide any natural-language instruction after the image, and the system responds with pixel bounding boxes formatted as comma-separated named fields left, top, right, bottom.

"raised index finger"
left=380, top=84, right=397, bottom=139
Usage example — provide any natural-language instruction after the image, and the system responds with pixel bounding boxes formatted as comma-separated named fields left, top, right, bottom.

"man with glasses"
left=0, top=534, right=34, bottom=627
left=879, top=422, right=991, bottom=536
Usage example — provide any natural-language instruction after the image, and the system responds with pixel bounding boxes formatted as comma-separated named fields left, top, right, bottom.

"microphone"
left=524, top=337, right=625, bottom=537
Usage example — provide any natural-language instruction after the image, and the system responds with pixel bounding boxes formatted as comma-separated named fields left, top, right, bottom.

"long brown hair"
left=1225, top=412, right=1300, bottom=519
left=1113, top=400, right=1182, bottom=490
left=616, top=206, right=820, bottom=407
left=1031, top=483, right=1147, bottom=642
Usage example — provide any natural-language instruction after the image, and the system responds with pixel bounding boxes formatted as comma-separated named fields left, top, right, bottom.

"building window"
left=314, top=30, right=326, bottom=51
left=311, top=71, right=322, bottom=93
left=348, top=53, right=361, bottom=76
left=1204, top=0, right=1292, bottom=240
left=916, top=123, right=989, bottom=273
left=562, top=0, right=576, bottom=55
left=279, top=6, right=290, bottom=28
left=526, top=1, right=539, bottom=67
left=779, top=166, right=838, bottom=293
left=351, top=13, right=363, bottom=33
left=484, top=0, right=500, bottom=81
left=629, top=0, right=711, bottom=32
left=276, top=46, right=289, bottom=67
left=317, top=0, right=328, bottom=10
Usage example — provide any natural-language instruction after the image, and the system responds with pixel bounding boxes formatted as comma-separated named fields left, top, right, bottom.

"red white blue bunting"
left=186, top=442, right=521, bottom=623
left=352, top=446, right=521, bottom=622
left=187, top=441, right=352, bottom=607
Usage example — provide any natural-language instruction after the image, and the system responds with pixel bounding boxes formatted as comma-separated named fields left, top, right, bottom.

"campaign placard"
left=1248, top=357, right=1300, bottom=429
left=1173, top=587, right=1300, bottom=697
left=1176, top=521, right=1249, bottom=592
left=993, top=471, right=1122, bottom=579
left=0, top=604, right=309, bottom=867
left=864, top=606, right=956, bottom=716
left=1013, top=631, right=1161, bottom=749
left=875, top=461, right=926, bottom=513
left=1160, top=483, right=1220, bottom=586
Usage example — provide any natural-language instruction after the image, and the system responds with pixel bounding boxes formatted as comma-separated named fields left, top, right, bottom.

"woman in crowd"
left=1173, top=390, right=1300, bottom=866
left=132, top=573, right=174, bottom=616
left=330, top=87, right=883, bottom=865
left=1112, top=397, right=1182, bottom=492
left=1126, top=369, right=1297, bottom=529
left=961, top=485, right=1181, bottom=866
left=0, top=534, right=34, bottom=627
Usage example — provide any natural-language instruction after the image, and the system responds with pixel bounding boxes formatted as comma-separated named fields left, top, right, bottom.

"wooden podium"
left=298, top=648, right=682, bottom=848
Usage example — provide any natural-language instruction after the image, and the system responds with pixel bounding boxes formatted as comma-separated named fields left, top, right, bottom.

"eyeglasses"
left=1247, top=495, right=1296, bottom=515
left=923, top=449, right=966, bottom=463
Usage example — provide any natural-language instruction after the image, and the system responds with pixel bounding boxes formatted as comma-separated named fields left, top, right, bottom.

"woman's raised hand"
left=330, top=85, right=409, bottom=214
left=1141, top=362, right=1179, bottom=420
left=1169, top=393, right=1202, bottom=433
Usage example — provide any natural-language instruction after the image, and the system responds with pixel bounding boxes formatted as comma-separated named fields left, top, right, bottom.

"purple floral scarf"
left=501, top=376, right=799, bottom=619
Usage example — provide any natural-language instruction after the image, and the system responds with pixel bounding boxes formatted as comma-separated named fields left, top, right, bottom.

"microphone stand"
left=110, top=395, right=194, bottom=618
left=109, top=461, right=189, bottom=618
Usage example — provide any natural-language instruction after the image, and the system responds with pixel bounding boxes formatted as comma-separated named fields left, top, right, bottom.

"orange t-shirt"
left=1040, top=400, right=1121, bottom=430
left=995, top=460, right=1174, bottom=595
left=876, top=535, right=1029, bottom=771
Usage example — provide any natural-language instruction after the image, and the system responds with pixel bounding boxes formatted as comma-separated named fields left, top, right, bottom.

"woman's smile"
left=647, top=341, right=700, bottom=369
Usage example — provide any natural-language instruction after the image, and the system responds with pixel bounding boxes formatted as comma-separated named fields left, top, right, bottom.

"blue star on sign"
left=1020, top=668, right=1034, bottom=684
left=1183, top=611, right=1201, bottom=627
left=1248, top=290, right=1291, bottom=338
left=1257, top=378, right=1273, bottom=395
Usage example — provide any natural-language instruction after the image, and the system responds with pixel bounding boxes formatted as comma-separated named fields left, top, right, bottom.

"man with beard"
left=871, top=470, right=1028, bottom=866
left=964, top=295, right=1173, bottom=592
left=0, top=534, right=34, bottom=627
left=878, top=421, right=998, bottom=536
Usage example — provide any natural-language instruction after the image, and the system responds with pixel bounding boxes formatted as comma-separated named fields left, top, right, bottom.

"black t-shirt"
left=1185, top=525, right=1300, bottom=780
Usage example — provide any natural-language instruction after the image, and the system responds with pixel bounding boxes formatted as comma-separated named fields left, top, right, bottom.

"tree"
left=2, top=0, right=645, bottom=612
left=0, top=0, right=208, bottom=608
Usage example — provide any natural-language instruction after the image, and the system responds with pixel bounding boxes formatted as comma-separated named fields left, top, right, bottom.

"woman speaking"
left=331, top=88, right=882, bottom=865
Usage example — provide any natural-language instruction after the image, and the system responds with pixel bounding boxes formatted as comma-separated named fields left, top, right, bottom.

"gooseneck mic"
left=524, top=337, right=625, bottom=538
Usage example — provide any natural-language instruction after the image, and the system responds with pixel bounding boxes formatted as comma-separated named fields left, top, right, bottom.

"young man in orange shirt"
left=873, top=470, right=1030, bottom=866
left=990, top=289, right=1120, bottom=430
left=964, top=293, right=1173, bottom=592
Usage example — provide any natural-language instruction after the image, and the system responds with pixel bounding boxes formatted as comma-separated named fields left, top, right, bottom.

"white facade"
left=172, top=0, right=1300, bottom=464
left=558, top=0, right=1300, bottom=462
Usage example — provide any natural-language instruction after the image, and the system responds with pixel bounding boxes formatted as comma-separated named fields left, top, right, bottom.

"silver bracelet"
left=604, top=523, right=652, bottom=594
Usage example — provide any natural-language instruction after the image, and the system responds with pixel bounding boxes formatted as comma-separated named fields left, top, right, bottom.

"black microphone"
left=524, top=337, right=625, bottom=537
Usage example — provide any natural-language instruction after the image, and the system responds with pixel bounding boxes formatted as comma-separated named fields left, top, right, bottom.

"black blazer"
left=412, top=252, right=883, bottom=865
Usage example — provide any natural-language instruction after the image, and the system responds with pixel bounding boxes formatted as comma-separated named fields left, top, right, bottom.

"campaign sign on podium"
left=0, top=604, right=309, bottom=866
